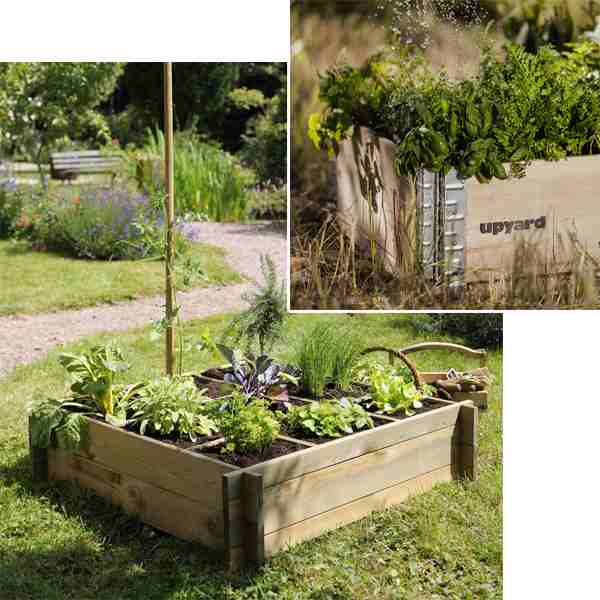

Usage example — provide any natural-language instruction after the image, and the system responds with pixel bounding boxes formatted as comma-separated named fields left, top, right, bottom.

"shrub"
left=247, top=183, right=287, bottom=220
left=215, top=392, right=280, bottom=454
left=27, top=187, right=185, bottom=261
left=409, top=314, right=503, bottom=348
left=129, top=376, right=217, bottom=442
left=143, top=128, right=251, bottom=221
left=0, top=166, right=21, bottom=237
left=240, top=91, right=287, bottom=183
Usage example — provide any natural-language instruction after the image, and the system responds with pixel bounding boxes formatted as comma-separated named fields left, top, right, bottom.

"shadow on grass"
left=0, top=451, right=263, bottom=600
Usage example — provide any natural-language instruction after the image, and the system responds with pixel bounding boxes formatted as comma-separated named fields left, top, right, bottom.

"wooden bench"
left=49, top=150, right=122, bottom=183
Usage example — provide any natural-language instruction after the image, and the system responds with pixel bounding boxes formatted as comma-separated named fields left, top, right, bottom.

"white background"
left=4, top=2, right=600, bottom=597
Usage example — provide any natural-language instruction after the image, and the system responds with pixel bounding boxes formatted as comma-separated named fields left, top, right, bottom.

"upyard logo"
left=480, top=216, right=546, bottom=235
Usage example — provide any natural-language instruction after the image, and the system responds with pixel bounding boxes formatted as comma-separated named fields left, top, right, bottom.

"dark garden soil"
left=197, top=438, right=306, bottom=467
left=355, top=397, right=450, bottom=421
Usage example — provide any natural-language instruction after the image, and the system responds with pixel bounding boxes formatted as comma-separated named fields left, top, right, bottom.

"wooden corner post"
left=28, top=416, right=48, bottom=483
left=163, top=62, right=176, bottom=375
left=456, top=401, right=479, bottom=481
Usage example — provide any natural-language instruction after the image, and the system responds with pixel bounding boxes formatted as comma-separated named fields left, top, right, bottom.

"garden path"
left=0, top=221, right=286, bottom=378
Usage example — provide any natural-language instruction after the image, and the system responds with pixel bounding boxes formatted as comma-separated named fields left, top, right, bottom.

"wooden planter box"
left=29, top=398, right=477, bottom=572
left=336, top=126, right=600, bottom=277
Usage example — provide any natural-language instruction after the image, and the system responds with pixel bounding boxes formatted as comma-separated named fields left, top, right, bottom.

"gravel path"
left=0, top=222, right=287, bottom=379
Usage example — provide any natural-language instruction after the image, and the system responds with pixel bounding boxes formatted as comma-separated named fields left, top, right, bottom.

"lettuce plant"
left=367, top=364, right=429, bottom=417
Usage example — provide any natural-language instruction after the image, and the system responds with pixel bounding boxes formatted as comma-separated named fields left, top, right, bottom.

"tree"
left=0, top=62, right=124, bottom=180
left=119, top=63, right=240, bottom=139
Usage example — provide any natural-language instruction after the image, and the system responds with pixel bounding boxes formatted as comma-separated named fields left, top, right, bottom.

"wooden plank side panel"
left=80, top=418, right=237, bottom=504
left=260, top=425, right=456, bottom=535
left=264, top=465, right=454, bottom=558
left=453, top=391, right=488, bottom=410
left=48, top=449, right=225, bottom=549
left=228, top=404, right=462, bottom=499
left=28, top=416, right=48, bottom=483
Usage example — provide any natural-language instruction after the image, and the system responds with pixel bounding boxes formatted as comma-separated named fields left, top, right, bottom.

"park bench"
left=49, top=150, right=121, bottom=183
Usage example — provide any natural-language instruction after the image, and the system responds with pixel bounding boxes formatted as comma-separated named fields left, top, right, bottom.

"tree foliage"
left=0, top=62, right=124, bottom=167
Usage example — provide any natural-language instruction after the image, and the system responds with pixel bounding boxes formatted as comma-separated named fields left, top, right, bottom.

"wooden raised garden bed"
left=29, top=373, right=478, bottom=571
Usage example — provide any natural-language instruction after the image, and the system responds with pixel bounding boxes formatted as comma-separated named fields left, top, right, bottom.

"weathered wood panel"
left=79, top=419, right=237, bottom=504
left=259, top=425, right=456, bottom=534
left=263, top=465, right=453, bottom=557
left=48, top=448, right=225, bottom=548
left=466, top=155, right=600, bottom=272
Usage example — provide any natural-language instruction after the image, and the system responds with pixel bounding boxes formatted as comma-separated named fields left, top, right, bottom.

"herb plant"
left=283, top=398, right=373, bottom=439
left=310, top=42, right=600, bottom=183
left=214, top=391, right=280, bottom=454
left=223, top=254, right=286, bottom=356
left=128, top=376, right=216, bottom=442
left=294, top=322, right=364, bottom=397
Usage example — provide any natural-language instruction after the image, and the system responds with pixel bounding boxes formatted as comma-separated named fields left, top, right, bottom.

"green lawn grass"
left=0, top=314, right=502, bottom=599
left=0, top=241, right=241, bottom=316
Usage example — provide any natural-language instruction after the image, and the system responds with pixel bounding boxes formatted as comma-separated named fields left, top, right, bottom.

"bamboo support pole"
left=163, top=63, right=175, bottom=375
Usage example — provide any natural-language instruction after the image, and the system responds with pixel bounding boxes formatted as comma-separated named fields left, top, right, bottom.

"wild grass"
left=0, top=313, right=502, bottom=599
left=291, top=212, right=600, bottom=309
left=144, top=129, right=251, bottom=221
left=0, top=240, right=241, bottom=316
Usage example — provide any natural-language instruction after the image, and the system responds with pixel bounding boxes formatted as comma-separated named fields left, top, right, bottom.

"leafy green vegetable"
left=29, top=398, right=91, bottom=452
left=58, top=344, right=138, bottom=424
left=217, top=344, right=297, bottom=400
left=212, top=391, right=280, bottom=455
left=366, top=364, right=433, bottom=417
left=283, top=399, right=373, bottom=439
left=128, top=376, right=217, bottom=442
left=312, top=42, right=600, bottom=183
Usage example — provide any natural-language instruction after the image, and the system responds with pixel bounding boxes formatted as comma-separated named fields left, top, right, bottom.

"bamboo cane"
left=163, top=63, right=175, bottom=375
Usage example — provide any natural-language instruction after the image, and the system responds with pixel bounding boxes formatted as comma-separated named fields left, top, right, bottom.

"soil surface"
left=0, top=221, right=286, bottom=379
left=198, top=438, right=306, bottom=468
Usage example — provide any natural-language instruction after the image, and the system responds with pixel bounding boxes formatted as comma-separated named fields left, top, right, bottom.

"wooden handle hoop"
left=399, top=342, right=487, bottom=367
left=360, top=347, right=422, bottom=389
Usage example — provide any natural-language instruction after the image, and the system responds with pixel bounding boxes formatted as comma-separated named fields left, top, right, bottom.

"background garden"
left=291, top=0, right=600, bottom=309
left=0, top=62, right=286, bottom=314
